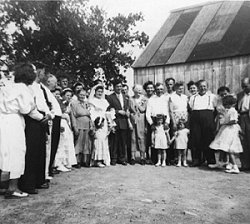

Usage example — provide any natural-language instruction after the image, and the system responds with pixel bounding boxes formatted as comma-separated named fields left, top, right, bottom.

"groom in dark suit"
left=106, top=79, right=129, bottom=165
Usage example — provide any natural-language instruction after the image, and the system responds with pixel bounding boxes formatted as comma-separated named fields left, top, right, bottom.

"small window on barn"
left=167, top=10, right=200, bottom=37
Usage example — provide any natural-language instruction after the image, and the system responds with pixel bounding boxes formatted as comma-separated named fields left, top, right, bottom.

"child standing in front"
left=92, top=116, right=110, bottom=168
left=152, top=114, right=172, bottom=167
left=210, top=95, right=243, bottom=174
left=174, top=119, right=189, bottom=167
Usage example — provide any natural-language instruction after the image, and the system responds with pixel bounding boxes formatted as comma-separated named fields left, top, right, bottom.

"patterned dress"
left=71, top=100, right=92, bottom=155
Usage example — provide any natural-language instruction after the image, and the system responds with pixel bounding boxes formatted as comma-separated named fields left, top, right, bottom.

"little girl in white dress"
left=210, top=95, right=243, bottom=174
left=92, top=116, right=111, bottom=167
left=152, top=114, right=173, bottom=167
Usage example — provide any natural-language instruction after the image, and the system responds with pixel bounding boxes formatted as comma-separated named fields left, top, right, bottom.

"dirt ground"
left=1, top=160, right=250, bottom=224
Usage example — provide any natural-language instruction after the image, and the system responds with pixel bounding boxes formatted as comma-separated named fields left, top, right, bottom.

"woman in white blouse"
left=169, top=81, right=188, bottom=130
left=0, top=63, right=40, bottom=198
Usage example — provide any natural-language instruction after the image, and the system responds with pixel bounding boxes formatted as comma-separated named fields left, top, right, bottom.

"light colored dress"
left=88, top=86, right=110, bottom=165
left=55, top=102, right=77, bottom=168
left=169, top=92, right=188, bottom=124
left=174, top=128, right=190, bottom=150
left=152, top=125, right=169, bottom=150
left=93, top=128, right=110, bottom=166
left=210, top=107, right=243, bottom=153
left=130, top=96, right=147, bottom=153
left=0, top=83, right=34, bottom=179
left=71, top=100, right=92, bottom=155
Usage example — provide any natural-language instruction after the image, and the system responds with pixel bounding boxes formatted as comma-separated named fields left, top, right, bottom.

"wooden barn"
left=132, top=1, right=250, bottom=94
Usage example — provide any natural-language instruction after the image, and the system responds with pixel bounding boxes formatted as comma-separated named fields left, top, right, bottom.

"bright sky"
left=90, top=0, right=218, bottom=44
left=89, top=0, right=218, bottom=86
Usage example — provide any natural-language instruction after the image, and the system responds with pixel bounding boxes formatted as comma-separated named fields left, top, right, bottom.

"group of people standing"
left=1, top=61, right=250, bottom=200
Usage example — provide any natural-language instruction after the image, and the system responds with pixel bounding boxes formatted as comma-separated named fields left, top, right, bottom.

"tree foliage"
left=0, top=0, right=149, bottom=87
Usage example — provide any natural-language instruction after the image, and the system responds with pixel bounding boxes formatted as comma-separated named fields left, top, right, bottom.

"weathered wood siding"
left=134, top=55, right=250, bottom=94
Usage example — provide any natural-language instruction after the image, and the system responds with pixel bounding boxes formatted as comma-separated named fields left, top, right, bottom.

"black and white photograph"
left=0, top=0, right=250, bottom=223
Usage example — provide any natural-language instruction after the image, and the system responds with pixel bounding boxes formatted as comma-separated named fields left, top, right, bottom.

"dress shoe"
left=72, top=164, right=81, bottom=169
left=53, top=170, right=60, bottom=174
left=130, top=159, right=136, bottom=165
left=239, top=167, right=250, bottom=172
left=22, top=189, right=38, bottom=194
left=37, top=182, right=49, bottom=189
left=140, top=159, right=146, bottom=166
left=97, top=162, right=105, bottom=168
left=5, top=191, right=29, bottom=199
left=121, top=161, right=127, bottom=166
left=57, top=166, right=71, bottom=172
left=110, top=161, right=116, bottom=166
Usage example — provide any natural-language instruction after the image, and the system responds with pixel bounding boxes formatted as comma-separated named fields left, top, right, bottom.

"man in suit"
left=236, top=77, right=250, bottom=171
left=106, top=79, right=130, bottom=165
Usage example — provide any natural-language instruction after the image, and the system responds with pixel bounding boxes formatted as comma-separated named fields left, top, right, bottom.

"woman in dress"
left=169, top=81, right=188, bottom=131
left=208, top=86, right=231, bottom=169
left=54, top=88, right=77, bottom=171
left=130, top=84, right=147, bottom=165
left=0, top=63, right=38, bottom=198
left=210, top=95, right=243, bottom=174
left=88, top=84, right=110, bottom=167
left=71, top=89, right=92, bottom=167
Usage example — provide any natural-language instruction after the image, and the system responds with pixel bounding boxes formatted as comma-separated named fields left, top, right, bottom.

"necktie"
left=40, top=84, right=52, bottom=110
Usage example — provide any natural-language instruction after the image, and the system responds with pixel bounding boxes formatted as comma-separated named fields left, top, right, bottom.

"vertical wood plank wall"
left=134, top=55, right=250, bottom=94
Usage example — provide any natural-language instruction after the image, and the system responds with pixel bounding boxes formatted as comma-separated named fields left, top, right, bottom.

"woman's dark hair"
left=143, top=80, right=155, bottom=91
left=222, top=95, right=237, bottom=106
left=187, top=81, right=198, bottom=90
left=13, top=62, right=37, bottom=85
left=73, top=82, right=84, bottom=92
left=217, top=86, right=230, bottom=95
left=93, top=79, right=102, bottom=86
left=95, top=85, right=104, bottom=92
left=76, top=88, right=86, bottom=95
left=94, top=116, right=105, bottom=129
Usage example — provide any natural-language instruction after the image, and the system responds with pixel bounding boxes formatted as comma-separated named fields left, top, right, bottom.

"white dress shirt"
left=45, top=86, right=62, bottom=117
left=29, top=82, right=52, bottom=116
left=116, top=93, right=124, bottom=109
left=189, top=92, right=217, bottom=111
left=240, top=93, right=250, bottom=112
left=146, top=94, right=170, bottom=125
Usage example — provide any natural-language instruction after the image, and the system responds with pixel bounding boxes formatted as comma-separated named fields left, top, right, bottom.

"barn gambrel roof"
left=132, top=1, right=250, bottom=68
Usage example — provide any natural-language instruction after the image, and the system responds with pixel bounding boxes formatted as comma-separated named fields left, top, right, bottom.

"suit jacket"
left=106, top=92, right=129, bottom=130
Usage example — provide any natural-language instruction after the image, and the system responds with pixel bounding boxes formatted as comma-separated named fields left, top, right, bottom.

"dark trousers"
left=190, top=110, right=216, bottom=165
left=109, top=129, right=127, bottom=163
left=19, top=117, right=46, bottom=190
left=49, top=116, right=61, bottom=175
left=146, top=122, right=152, bottom=160
left=166, top=120, right=176, bottom=164
left=127, top=130, right=132, bottom=162
left=239, top=114, right=250, bottom=169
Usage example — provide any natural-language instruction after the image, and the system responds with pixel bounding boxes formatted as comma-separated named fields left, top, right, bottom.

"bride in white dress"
left=88, top=84, right=111, bottom=167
